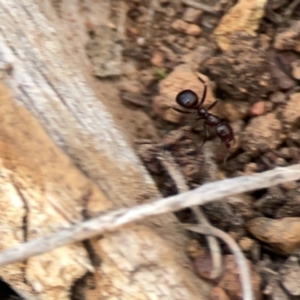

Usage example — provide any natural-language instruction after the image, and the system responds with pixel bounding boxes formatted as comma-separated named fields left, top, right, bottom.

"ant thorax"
left=206, top=114, right=221, bottom=126
left=197, top=107, right=207, bottom=117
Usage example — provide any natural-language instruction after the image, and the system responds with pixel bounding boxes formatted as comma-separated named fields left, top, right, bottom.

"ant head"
left=175, top=89, right=199, bottom=109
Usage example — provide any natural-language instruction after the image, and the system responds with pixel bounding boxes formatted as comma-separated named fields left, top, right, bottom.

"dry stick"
left=185, top=224, right=254, bottom=300
left=0, top=165, right=300, bottom=267
left=158, top=150, right=222, bottom=279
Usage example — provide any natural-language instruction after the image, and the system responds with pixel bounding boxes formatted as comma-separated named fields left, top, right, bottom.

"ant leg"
left=223, top=141, right=231, bottom=166
left=200, top=124, right=209, bottom=148
left=197, top=76, right=207, bottom=106
left=206, top=100, right=218, bottom=111
left=171, top=107, right=193, bottom=114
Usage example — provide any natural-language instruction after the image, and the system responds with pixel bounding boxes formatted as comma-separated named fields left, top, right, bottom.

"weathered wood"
left=0, top=1, right=210, bottom=299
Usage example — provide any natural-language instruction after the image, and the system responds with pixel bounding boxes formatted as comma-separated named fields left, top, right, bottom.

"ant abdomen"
left=216, top=122, right=233, bottom=140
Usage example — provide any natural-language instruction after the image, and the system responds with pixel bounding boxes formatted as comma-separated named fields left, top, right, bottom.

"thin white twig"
left=158, top=150, right=222, bottom=279
left=185, top=224, right=254, bottom=300
left=0, top=164, right=299, bottom=267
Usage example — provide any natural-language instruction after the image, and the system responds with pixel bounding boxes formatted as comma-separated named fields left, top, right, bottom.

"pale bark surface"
left=0, top=1, right=210, bottom=299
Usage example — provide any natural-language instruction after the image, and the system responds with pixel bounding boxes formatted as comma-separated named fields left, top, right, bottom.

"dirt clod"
left=219, top=100, right=249, bottom=122
left=241, top=113, right=282, bottom=154
left=203, top=36, right=275, bottom=102
left=269, top=52, right=296, bottom=90
left=213, top=0, right=268, bottom=51
left=275, top=189, right=300, bottom=218
left=282, top=93, right=300, bottom=130
left=280, top=254, right=300, bottom=296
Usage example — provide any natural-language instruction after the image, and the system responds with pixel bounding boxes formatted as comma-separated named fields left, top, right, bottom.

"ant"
left=172, top=75, right=234, bottom=160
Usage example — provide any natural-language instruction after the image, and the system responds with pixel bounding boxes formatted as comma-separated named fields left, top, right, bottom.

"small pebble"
left=220, top=101, right=249, bottom=122
left=193, top=253, right=214, bottom=279
left=282, top=93, right=300, bottom=129
left=171, top=19, right=189, bottom=32
left=280, top=181, right=298, bottom=190
left=239, top=237, right=254, bottom=252
left=127, top=26, right=139, bottom=36
left=136, top=37, right=145, bottom=45
left=250, top=101, right=265, bottom=116
left=236, top=152, right=251, bottom=164
left=186, top=24, right=202, bottom=36
left=151, top=51, right=164, bottom=67
left=166, top=34, right=176, bottom=44
left=264, top=101, right=273, bottom=113
left=182, top=7, right=203, bottom=23
left=210, top=287, right=230, bottom=300
left=292, top=59, right=300, bottom=80
left=228, top=231, right=239, bottom=240
left=165, top=7, right=176, bottom=18
left=139, top=69, right=155, bottom=87
left=185, top=36, right=197, bottom=49
left=275, top=157, right=286, bottom=166
left=270, top=57, right=296, bottom=90
left=182, top=45, right=214, bottom=68
left=278, top=147, right=292, bottom=159
left=119, top=80, right=142, bottom=94
left=288, top=132, right=300, bottom=143
left=269, top=91, right=286, bottom=104
left=244, top=163, right=258, bottom=173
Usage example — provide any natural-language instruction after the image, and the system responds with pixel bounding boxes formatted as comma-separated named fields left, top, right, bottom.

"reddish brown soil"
left=83, top=1, right=300, bottom=299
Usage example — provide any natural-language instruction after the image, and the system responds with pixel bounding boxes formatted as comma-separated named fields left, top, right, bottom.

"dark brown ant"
left=172, top=76, right=234, bottom=160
